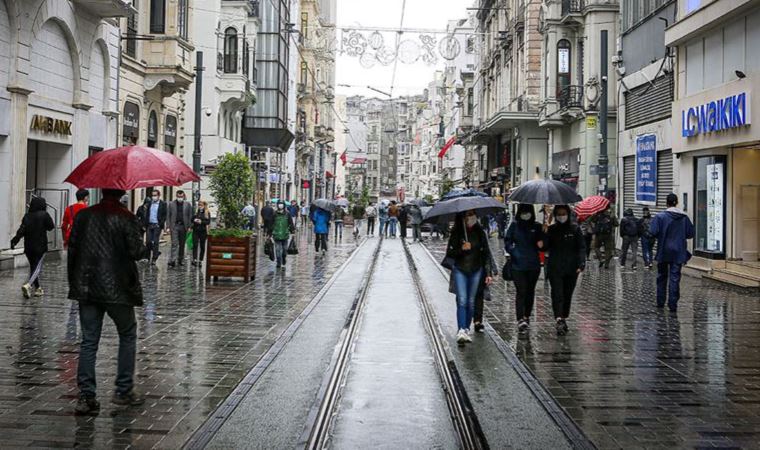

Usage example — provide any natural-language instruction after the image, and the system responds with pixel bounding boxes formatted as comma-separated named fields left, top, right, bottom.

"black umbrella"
left=423, top=196, right=506, bottom=224
left=507, top=179, right=582, bottom=204
left=312, top=198, right=335, bottom=212
left=407, top=198, right=429, bottom=207
left=440, top=188, right=489, bottom=201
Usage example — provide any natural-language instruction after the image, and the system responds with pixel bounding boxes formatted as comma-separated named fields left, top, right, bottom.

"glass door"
left=694, top=155, right=726, bottom=258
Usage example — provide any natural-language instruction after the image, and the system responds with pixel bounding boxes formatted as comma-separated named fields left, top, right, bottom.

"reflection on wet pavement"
left=427, top=236, right=760, bottom=449
left=0, top=229, right=360, bottom=448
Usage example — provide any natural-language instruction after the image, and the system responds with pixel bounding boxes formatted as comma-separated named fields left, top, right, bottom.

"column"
left=7, top=86, right=32, bottom=241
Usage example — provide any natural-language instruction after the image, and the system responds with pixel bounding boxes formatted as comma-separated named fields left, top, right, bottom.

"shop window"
left=122, top=101, right=140, bottom=145
left=694, top=155, right=726, bottom=258
left=224, top=27, right=238, bottom=73
left=149, top=0, right=165, bottom=34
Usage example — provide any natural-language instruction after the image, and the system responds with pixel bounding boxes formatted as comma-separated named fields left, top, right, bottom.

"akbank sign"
left=681, top=92, right=750, bottom=138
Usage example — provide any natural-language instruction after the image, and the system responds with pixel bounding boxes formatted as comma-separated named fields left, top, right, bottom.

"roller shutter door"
left=623, top=149, right=673, bottom=217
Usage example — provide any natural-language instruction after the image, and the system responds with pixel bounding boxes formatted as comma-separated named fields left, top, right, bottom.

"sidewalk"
left=426, top=236, right=760, bottom=448
left=0, top=229, right=360, bottom=448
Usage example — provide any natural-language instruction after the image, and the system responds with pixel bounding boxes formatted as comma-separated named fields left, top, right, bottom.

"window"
left=149, top=0, right=165, bottom=34
left=147, top=111, right=158, bottom=147
left=557, top=39, right=571, bottom=95
left=126, top=0, right=138, bottom=57
left=301, top=12, right=308, bottom=39
left=466, top=88, right=474, bottom=116
left=695, top=155, right=726, bottom=257
left=224, top=27, right=238, bottom=73
left=178, top=0, right=188, bottom=40
left=300, top=61, right=308, bottom=85
left=243, top=38, right=250, bottom=78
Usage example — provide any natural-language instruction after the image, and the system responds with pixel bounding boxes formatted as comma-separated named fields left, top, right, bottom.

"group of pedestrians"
left=444, top=192, right=695, bottom=344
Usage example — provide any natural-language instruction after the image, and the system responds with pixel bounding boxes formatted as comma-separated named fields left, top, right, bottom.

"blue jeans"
left=641, top=236, right=654, bottom=266
left=379, top=218, right=387, bottom=236
left=389, top=217, right=398, bottom=236
left=657, top=262, right=682, bottom=310
left=274, top=239, right=288, bottom=266
left=452, top=266, right=484, bottom=330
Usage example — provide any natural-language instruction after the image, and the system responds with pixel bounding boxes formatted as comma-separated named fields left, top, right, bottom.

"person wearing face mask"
left=445, top=210, right=496, bottom=344
left=191, top=201, right=211, bottom=267
left=272, top=201, right=296, bottom=268
left=141, top=190, right=167, bottom=265
left=504, top=204, right=544, bottom=332
left=167, top=190, right=192, bottom=268
left=544, top=205, right=586, bottom=336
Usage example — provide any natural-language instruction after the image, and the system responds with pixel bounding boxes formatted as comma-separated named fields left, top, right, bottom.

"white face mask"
left=520, top=213, right=532, bottom=221
left=465, top=216, right=478, bottom=227
left=277, top=204, right=284, bottom=210
left=556, top=215, right=569, bottom=224
left=177, top=197, right=184, bottom=203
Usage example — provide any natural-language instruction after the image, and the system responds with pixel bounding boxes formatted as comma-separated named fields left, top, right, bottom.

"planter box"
left=206, top=234, right=257, bottom=282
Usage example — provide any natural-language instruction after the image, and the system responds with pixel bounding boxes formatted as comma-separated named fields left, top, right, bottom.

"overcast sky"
left=336, top=0, right=472, bottom=99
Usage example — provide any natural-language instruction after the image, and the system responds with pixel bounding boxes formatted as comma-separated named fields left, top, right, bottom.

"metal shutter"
left=622, top=149, right=673, bottom=217
left=624, top=74, right=673, bottom=129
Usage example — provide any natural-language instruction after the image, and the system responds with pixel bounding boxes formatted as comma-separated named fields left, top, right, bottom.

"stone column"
left=7, top=86, right=32, bottom=239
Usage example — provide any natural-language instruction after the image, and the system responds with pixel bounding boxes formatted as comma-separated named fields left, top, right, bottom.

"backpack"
left=621, top=218, right=638, bottom=237
left=594, top=214, right=613, bottom=235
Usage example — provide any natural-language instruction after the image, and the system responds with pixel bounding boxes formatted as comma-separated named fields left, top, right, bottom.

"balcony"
left=72, top=0, right=135, bottom=17
left=143, top=38, right=195, bottom=96
left=561, top=0, right=584, bottom=20
left=219, top=72, right=255, bottom=110
left=558, top=85, right=584, bottom=110
left=222, top=0, right=260, bottom=18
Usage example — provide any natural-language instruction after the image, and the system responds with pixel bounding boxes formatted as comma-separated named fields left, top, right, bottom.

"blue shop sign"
left=635, top=134, right=657, bottom=205
left=681, top=92, right=750, bottom=137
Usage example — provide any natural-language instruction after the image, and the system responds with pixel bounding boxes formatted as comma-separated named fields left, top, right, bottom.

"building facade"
left=666, top=0, right=760, bottom=283
left=0, top=0, right=129, bottom=261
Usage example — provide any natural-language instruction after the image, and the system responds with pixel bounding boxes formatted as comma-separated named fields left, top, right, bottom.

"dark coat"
left=167, top=199, right=192, bottom=229
left=504, top=204, right=544, bottom=272
left=650, top=208, right=695, bottom=264
left=67, top=198, right=147, bottom=306
left=11, top=197, right=55, bottom=255
left=619, top=209, right=639, bottom=237
left=545, top=222, right=586, bottom=275
left=140, top=200, right=167, bottom=229
left=261, top=205, right=275, bottom=230
left=445, top=224, right=497, bottom=276
left=192, top=209, right=211, bottom=234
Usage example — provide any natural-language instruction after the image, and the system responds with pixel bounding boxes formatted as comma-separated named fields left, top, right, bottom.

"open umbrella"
left=507, top=179, right=582, bottom=204
left=574, top=195, right=610, bottom=221
left=313, top=198, right=335, bottom=212
left=423, top=196, right=506, bottom=224
left=440, top=188, right=489, bottom=201
left=335, top=198, right=349, bottom=208
left=65, top=145, right=199, bottom=190
left=407, top=198, right=429, bottom=207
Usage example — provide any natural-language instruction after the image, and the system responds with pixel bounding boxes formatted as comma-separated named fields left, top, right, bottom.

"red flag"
left=340, top=151, right=347, bottom=166
left=437, top=136, right=457, bottom=159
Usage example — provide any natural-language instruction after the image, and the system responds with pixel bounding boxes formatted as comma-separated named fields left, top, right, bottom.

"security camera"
left=204, top=107, right=213, bottom=117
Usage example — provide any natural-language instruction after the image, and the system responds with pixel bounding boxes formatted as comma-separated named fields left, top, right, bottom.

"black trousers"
left=367, top=217, right=375, bottom=235
left=192, top=231, right=207, bottom=261
left=400, top=219, right=408, bottom=238
left=315, top=233, right=328, bottom=252
left=584, top=234, right=593, bottom=259
left=25, top=251, right=44, bottom=289
left=513, top=269, right=540, bottom=321
left=549, top=271, right=578, bottom=319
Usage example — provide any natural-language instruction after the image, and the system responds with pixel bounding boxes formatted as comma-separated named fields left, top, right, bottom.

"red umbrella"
left=65, top=145, right=200, bottom=190
left=574, top=195, right=610, bottom=221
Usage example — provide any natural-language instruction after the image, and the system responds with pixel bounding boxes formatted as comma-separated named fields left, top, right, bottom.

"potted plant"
left=206, top=153, right=257, bottom=282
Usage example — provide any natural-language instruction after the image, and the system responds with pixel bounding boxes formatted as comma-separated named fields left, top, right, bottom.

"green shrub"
left=209, top=152, right=254, bottom=230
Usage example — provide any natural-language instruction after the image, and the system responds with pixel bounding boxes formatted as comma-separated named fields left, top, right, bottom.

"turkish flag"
left=340, top=151, right=347, bottom=166
left=437, top=136, right=457, bottom=159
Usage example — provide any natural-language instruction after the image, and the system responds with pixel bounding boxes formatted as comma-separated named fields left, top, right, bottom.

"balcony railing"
left=561, top=0, right=584, bottom=16
left=558, top=85, right=584, bottom=110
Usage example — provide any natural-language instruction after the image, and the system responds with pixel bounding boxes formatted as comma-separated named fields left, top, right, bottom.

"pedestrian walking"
left=445, top=210, right=495, bottom=344
left=191, top=201, right=210, bottom=267
left=288, top=200, right=299, bottom=221
left=495, top=210, right=509, bottom=238
left=388, top=201, right=399, bottom=237
left=639, top=207, right=655, bottom=269
left=300, top=202, right=309, bottom=227
left=365, top=204, right=377, bottom=235
left=261, top=201, right=275, bottom=235
left=242, top=202, right=257, bottom=231
left=399, top=204, right=409, bottom=239
left=167, top=190, right=192, bottom=268
left=590, top=205, right=618, bottom=268
left=504, top=204, right=544, bottom=333
left=272, top=201, right=296, bottom=268
left=68, top=189, right=147, bottom=414
left=650, top=193, right=694, bottom=312
left=141, top=189, right=167, bottom=265
left=619, top=208, right=640, bottom=269
left=378, top=202, right=389, bottom=237
left=544, top=205, right=585, bottom=336
left=351, top=203, right=364, bottom=239
left=409, top=204, right=423, bottom=242
left=10, top=197, right=55, bottom=298
left=333, top=206, right=345, bottom=240
left=312, top=206, right=330, bottom=253
left=62, top=189, right=90, bottom=249
left=579, top=219, right=594, bottom=260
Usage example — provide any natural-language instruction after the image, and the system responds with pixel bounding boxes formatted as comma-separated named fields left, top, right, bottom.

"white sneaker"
left=456, top=329, right=467, bottom=344
left=34, top=288, right=44, bottom=297
left=21, top=283, right=31, bottom=299
left=463, top=330, right=473, bottom=343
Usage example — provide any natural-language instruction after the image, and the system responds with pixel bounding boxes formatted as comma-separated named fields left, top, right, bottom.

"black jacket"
left=68, top=198, right=147, bottom=306
left=445, top=224, right=497, bottom=276
left=261, top=205, right=275, bottom=230
left=11, top=197, right=55, bottom=255
left=192, top=209, right=211, bottom=234
left=545, top=222, right=586, bottom=275
left=140, top=200, right=167, bottom=229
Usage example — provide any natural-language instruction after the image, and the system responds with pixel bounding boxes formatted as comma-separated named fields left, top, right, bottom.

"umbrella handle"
left=463, top=217, right=468, bottom=242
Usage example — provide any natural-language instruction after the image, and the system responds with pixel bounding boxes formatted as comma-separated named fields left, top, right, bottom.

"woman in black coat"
left=544, top=205, right=586, bottom=336
left=10, top=197, right=55, bottom=298
left=192, top=201, right=211, bottom=267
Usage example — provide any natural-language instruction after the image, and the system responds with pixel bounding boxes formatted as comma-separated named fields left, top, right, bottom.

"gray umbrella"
left=423, top=196, right=506, bottom=223
left=313, top=198, right=335, bottom=212
left=507, top=179, right=582, bottom=204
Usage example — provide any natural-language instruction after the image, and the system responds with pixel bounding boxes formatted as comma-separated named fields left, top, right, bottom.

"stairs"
left=704, top=261, right=760, bottom=289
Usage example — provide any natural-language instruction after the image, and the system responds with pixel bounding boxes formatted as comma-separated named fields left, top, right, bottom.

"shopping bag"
left=287, top=237, right=299, bottom=255
left=501, top=256, right=513, bottom=281
left=264, top=238, right=275, bottom=261
left=186, top=230, right=193, bottom=250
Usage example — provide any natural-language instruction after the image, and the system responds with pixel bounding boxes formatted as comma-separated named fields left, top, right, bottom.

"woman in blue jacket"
left=311, top=207, right=331, bottom=254
left=504, top=203, right=544, bottom=332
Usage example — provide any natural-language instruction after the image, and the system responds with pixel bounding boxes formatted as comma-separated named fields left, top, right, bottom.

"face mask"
left=177, top=198, right=184, bottom=203
left=277, top=204, right=284, bottom=210
left=465, top=216, right=478, bottom=227
left=520, top=213, right=532, bottom=221
left=556, top=215, right=569, bottom=224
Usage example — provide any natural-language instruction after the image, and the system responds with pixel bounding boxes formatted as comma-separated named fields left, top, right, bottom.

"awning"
left=350, top=157, right=367, bottom=164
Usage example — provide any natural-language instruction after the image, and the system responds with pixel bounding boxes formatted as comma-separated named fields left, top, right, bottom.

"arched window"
left=149, top=0, right=165, bottom=34
left=557, top=39, right=571, bottom=94
left=224, top=27, right=238, bottom=73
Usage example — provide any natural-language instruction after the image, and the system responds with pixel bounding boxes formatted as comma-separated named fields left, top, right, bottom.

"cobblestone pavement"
left=0, top=227, right=361, bottom=448
left=426, top=236, right=760, bottom=449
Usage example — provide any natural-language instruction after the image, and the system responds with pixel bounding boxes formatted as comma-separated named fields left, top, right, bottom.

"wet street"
left=1, top=231, right=759, bottom=449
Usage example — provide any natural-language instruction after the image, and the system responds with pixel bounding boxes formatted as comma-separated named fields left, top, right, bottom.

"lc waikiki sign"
left=681, top=92, right=750, bottom=138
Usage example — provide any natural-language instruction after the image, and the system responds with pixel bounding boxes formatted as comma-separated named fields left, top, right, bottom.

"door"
left=739, top=185, right=760, bottom=261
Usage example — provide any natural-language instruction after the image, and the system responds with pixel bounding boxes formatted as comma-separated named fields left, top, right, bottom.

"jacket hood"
left=666, top=207, right=688, bottom=220
left=516, top=203, right=535, bottom=222
left=29, top=197, right=47, bottom=213
left=624, top=208, right=634, bottom=217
